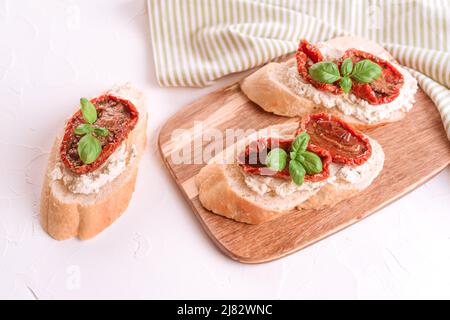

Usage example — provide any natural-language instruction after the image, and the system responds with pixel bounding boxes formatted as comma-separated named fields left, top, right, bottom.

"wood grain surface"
left=158, top=38, right=450, bottom=264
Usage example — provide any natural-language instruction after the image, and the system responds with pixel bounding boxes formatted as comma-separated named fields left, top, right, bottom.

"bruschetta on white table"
left=40, top=84, right=148, bottom=240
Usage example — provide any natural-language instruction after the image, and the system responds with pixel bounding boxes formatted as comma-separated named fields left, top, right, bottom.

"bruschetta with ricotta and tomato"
left=40, top=84, right=147, bottom=240
left=241, top=36, right=417, bottom=129
left=196, top=113, right=384, bottom=224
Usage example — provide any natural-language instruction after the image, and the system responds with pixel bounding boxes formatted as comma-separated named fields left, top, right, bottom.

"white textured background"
left=1, top=0, right=450, bottom=299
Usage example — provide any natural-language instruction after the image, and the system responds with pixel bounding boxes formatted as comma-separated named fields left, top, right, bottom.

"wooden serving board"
left=158, top=41, right=450, bottom=264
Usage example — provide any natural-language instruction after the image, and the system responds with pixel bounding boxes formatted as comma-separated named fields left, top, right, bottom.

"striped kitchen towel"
left=148, top=0, right=450, bottom=139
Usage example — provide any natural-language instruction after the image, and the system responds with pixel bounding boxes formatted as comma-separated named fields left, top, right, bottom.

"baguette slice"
left=40, top=84, right=147, bottom=240
left=241, top=36, right=413, bottom=130
left=196, top=122, right=384, bottom=224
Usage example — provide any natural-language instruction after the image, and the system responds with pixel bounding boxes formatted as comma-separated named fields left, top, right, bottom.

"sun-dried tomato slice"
left=295, top=39, right=343, bottom=95
left=341, top=48, right=404, bottom=104
left=237, top=137, right=332, bottom=182
left=60, top=94, right=139, bottom=175
left=298, top=113, right=372, bottom=166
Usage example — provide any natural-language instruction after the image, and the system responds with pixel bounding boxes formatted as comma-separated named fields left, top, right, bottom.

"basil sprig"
left=265, top=132, right=323, bottom=186
left=308, top=58, right=382, bottom=94
left=75, top=98, right=109, bottom=165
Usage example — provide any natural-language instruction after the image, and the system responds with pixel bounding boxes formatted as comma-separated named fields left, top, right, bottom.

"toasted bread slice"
left=196, top=122, right=384, bottom=224
left=40, top=84, right=147, bottom=240
left=241, top=36, right=417, bottom=130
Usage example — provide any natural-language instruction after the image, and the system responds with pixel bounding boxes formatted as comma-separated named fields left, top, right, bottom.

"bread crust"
left=40, top=85, right=147, bottom=240
left=40, top=163, right=139, bottom=240
left=196, top=165, right=288, bottom=224
left=241, top=36, right=409, bottom=129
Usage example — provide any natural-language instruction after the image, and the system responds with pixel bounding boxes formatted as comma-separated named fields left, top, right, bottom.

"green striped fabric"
left=148, top=0, right=450, bottom=139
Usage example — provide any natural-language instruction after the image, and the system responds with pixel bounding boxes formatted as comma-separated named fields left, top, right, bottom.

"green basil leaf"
left=295, top=153, right=305, bottom=163
left=266, top=148, right=287, bottom=172
left=74, top=124, right=93, bottom=135
left=80, top=97, right=97, bottom=124
left=77, top=133, right=102, bottom=164
left=94, top=127, right=109, bottom=137
left=351, top=59, right=382, bottom=83
left=290, top=151, right=297, bottom=161
left=340, top=76, right=352, bottom=94
left=340, top=58, right=353, bottom=76
left=308, top=61, right=341, bottom=84
left=291, top=132, right=310, bottom=153
left=289, top=160, right=306, bottom=186
left=298, top=151, right=323, bottom=175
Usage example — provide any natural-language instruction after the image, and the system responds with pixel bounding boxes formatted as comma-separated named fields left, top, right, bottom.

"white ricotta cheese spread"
left=50, top=143, right=137, bottom=195
left=286, top=42, right=418, bottom=124
left=244, top=174, right=327, bottom=198
left=242, top=161, right=369, bottom=198
left=330, top=137, right=382, bottom=186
